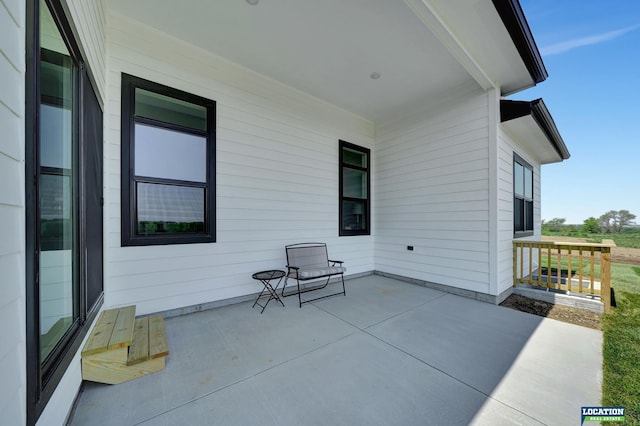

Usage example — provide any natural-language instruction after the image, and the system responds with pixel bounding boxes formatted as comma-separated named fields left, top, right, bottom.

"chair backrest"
left=286, top=243, right=329, bottom=269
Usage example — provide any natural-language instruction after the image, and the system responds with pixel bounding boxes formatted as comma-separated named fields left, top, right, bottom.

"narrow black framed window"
left=121, top=74, right=216, bottom=246
left=26, top=0, right=104, bottom=423
left=339, top=140, right=370, bottom=236
left=514, top=153, right=534, bottom=237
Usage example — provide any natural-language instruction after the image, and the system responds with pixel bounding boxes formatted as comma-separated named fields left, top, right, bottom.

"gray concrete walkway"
left=71, top=275, right=602, bottom=425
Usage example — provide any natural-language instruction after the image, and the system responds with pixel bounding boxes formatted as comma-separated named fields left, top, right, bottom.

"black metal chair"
left=282, top=243, right=347, bottom=307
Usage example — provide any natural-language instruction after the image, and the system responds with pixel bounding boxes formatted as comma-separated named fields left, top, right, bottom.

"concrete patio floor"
left=70, top=275, right=602, bottom=425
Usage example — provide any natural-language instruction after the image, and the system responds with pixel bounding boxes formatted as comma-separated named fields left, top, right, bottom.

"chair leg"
left=281, top=276, right=289, bottom=297
left=297, top=278, right=302, bottom=308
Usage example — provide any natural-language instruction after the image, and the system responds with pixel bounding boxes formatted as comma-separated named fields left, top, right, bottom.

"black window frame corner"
left=120, top=73, right=217, bottom=247
left=339, top=140, right=371, bottom=237
left=513, top=152, right=535, bottom=238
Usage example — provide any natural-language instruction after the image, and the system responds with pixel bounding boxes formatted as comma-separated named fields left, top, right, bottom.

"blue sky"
left=516, top=0, right=640, bottom=225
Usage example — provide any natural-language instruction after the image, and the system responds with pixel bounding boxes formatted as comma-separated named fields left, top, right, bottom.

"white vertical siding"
left=104, top=14, right=374, bottom=314
left=66, top=0, right=106, bottom=100
left=0, top=0, right=25, bottom=425
left=374, top=89, right=492, bottom=294
left=497, top=127, right=542, bottom=295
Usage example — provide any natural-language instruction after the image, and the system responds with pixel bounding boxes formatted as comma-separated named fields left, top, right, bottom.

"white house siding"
left=0, top=0, right=25, bottom=425
left=66, top=0, right=106, bottom=101
left=497, top=126, right=542, bottom=294
left=104, top=14, right=375, bottom=315
left=374, top=89, right=492, bottom=294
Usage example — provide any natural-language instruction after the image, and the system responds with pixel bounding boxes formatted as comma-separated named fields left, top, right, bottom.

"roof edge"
left=492, top=0, right=548, bottom=87
left=501, top=99, right=570, bottom=161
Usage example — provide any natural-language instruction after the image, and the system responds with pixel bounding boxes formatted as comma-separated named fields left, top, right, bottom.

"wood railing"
left=513, top=240, right=615, bottom=312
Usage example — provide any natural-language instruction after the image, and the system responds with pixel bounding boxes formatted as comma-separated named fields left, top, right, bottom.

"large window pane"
left=40, top=104, right=72, bottom=169
left=343, top=168, right=367, bottom=198
left=342, top=200, right=367, bottom=231
left=40, top=174, right=72, bottom=250
left=524, top=167, right=533, bottom=199
left=137, top=183, right=204, bottom=234
left=514, top=197, right=524, bottom=232
left=134, top=123, right=207, bottom=182
left=514, top=162, right=524, bottom=197
left=38, top=0, right=77, bottom=363
left=135, top=88, right=206, bottom=131
left=525, top=200, right=534, bottom=231
left=343, top=147, right=367, bottom=167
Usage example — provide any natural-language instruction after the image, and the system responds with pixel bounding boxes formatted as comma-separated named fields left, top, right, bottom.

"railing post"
left=602, top=247, right=611, bottom=313
left=537, top=244, right=542, bottom=287
left=528, top=242, right=533, bottom=285
left=513, top=242, right=518, bottom=288
left=556, top=245, right=562, bottom=290
left=590, top=247, right=595, bottom=294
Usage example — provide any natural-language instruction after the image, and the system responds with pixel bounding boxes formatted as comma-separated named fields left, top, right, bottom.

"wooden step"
left=82, top=305, right=136, bottom=357
left=127, top=315, right=169, bottom=365
left=82, top=352, right=165, bottom=385
left=81, top=306, right=169, bottom=385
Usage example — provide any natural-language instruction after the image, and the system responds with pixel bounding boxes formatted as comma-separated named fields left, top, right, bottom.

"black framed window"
left=339, top=140, right=370, bottom=236
left=121, top=74, right=216, bottom=246
left=514, top=153, right=534, bottom=236
left=26, top=0, right=104, bottom=422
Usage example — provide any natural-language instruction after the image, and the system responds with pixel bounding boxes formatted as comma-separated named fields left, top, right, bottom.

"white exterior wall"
left=374, top=89, right=492, bottom=294
left=0, top=0, right=26, bottom=425
left=66, top=0, right=106, bottom=101
left=497, top=126, right=542, bottom=294
left=104, top=14, right=375, bottom=315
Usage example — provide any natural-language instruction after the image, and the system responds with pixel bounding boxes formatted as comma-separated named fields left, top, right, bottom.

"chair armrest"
left=328, top=259, right=343, bottom=265
left=286, top=265, right=300, bottom=272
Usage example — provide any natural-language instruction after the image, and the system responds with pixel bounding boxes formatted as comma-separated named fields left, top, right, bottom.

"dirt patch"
left=500, top=294, right=601, bottom=330
left=541, top=235, right=640, bottom=265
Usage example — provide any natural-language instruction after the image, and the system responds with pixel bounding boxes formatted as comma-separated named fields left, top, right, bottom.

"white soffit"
left=426, top=0, right=536, bottom=95
left=106, top=0, right=494, bottom=121
left=502, top=117, right=563, bottom=164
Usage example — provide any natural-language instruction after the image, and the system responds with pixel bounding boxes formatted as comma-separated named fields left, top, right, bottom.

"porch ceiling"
left=107, top=0, right=535, bottom=121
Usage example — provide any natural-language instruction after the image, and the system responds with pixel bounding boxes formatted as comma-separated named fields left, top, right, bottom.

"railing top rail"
left=512, top=240, right=615, bottom=249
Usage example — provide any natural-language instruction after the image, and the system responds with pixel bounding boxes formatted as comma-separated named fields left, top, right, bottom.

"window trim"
left=120, top=74, right=216, bottom=246
left=513, top=153, right=534, bottom=237
left=339, top=140, right=371, bottom=236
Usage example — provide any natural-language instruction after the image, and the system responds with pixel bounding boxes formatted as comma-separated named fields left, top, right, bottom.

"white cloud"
left=541, top=24, right=640, bottom=56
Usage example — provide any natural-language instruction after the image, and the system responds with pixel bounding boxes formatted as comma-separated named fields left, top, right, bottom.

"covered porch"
left=71, top=275, right=601, bottom=425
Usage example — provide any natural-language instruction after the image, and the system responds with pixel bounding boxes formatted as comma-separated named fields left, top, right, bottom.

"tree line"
left=543, top=210, right=636, bottom=234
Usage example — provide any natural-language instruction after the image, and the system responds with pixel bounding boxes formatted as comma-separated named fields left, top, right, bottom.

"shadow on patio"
left=70, top=275, right=601, bottom=425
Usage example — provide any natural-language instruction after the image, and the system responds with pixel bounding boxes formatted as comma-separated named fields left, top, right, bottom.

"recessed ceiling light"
left=370, top=72, right=381, bottom=80
left=246, top=0, right=259, bottom=5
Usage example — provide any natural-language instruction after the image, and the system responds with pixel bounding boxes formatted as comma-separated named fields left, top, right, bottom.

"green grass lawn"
left=543, top=228, right=640, bottom=249
left=589, top=233, right=640, bottom=249
left=602, top=262, right=640, bottom=423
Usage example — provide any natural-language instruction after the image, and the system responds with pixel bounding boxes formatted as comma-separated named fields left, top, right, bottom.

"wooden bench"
left=81, top=305, right=169, bottom=384
left=282, top=242, right=346, bottom=307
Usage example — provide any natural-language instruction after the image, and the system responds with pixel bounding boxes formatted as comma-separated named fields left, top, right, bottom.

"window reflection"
left=39, top=0, right=77, bottom=362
